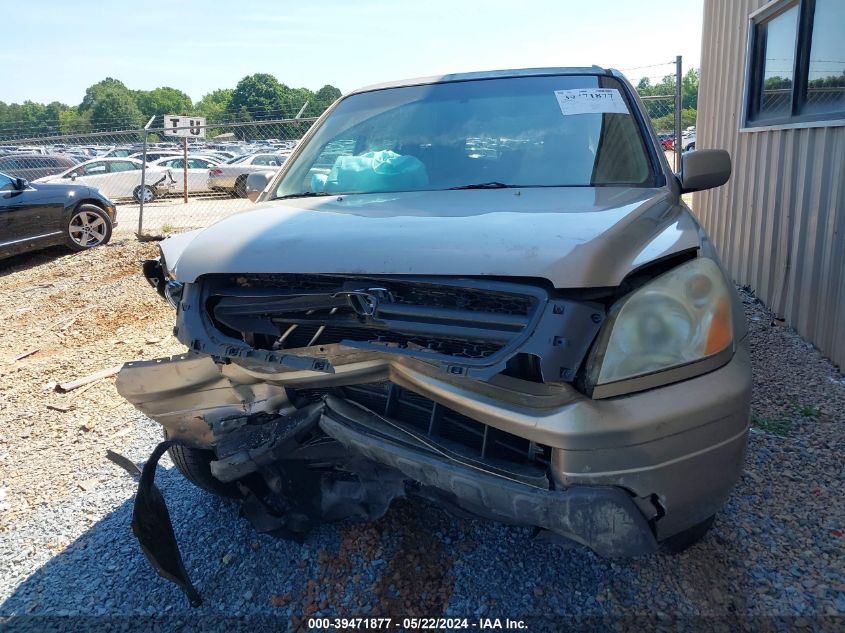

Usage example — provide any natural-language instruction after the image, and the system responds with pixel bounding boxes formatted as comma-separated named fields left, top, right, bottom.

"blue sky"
left=4, top=0, right=703, bottom=105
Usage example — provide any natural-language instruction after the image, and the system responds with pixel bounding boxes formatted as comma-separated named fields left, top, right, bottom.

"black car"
left=0, top=171, right=117, bottom=260
left=0, top=154, right=80, bottom=181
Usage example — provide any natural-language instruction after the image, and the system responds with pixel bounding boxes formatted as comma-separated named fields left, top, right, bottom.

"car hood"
left=28, top=180, right=97, bottom=198
left=166, top=187, right=703, bottom=288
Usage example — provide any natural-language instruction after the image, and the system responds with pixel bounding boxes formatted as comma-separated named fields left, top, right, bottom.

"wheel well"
left=74, top=198, right=107, bottom=213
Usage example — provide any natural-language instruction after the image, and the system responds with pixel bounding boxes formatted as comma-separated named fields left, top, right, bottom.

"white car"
left=148, top=156, right=222, bottom=194
left=35, top=157, right=172, bottom=202
left=208, top=152, right=289, bottom=197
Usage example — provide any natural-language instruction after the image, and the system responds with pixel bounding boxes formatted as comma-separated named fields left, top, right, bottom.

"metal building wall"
left=696, top=0, right=845, bottom=369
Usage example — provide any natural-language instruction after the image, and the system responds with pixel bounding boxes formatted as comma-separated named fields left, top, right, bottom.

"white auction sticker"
left=554, top=88, right=629, bottom=116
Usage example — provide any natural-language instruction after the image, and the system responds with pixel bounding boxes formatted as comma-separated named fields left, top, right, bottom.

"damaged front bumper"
left=117, top=339, right=750, bottom=604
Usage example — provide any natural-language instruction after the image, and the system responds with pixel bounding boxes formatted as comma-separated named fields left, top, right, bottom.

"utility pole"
left=137, top=115, right=156, bottom=235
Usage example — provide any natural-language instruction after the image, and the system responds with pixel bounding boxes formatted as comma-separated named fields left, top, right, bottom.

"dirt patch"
left=295, top=500, right=460, bottom=618
left=0, top=238, right=185, bottom=529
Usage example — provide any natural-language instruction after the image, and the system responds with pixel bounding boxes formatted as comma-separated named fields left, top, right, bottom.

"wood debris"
left=55, top=365, right=122, bottom=393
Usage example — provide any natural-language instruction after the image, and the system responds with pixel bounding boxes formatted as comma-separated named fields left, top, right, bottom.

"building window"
left=744, top=0, right=844, bottom=127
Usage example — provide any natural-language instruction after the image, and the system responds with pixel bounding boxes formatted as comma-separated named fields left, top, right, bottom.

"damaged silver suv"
left=119, top=67, right=749, bottom=605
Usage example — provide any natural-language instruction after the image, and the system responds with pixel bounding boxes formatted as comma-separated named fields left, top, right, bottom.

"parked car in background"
left=201, top=150, right=237, bottom=162
left=11, top=146, right=47, bottom=155
left=129, top=151, right=184, bottom=163
left=682, top=132, right=696, bottom=152
left=102, top=147, right=135, bottom=158
left=35, top=157, right=173, bottom=202
left=0, top=154, right=80, bottom=181
left=658, top=134, right=674, bottom=151
left=0, top=170, right=116, bottom=259
left=148, top=156, right=221, bottom=194
left=122, top=66, right=744, bottom=605
left=207, top=152, right=288, bottom=197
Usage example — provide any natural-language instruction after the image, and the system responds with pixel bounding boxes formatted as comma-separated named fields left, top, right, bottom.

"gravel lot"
left=115, top=196, right=253, bottom=236
left=0, top=238, right=843, bottom=630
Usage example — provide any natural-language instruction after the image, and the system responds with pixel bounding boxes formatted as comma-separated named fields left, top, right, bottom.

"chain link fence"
left=132, top=117, right=316, bottom=235
left=1, top=60, right=691, bottom=237
left=0, top=116, right=317, bottom=236
left=625, top=57, right=687, bottom=173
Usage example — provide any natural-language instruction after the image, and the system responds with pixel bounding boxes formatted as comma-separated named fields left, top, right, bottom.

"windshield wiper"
left=276, top=191, right=334, bottom=200
left=447, top=182, right=515, bottom=190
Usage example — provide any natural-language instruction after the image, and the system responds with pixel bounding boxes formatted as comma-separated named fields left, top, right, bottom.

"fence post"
left=674, top=55, right=683, bottom=172
left=137, top=115, right=156, bottom=235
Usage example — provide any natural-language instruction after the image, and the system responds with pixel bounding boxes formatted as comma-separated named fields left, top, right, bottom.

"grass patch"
left=792, top=402, right=822, bottom=418
left=751, top=415, right=793, bottom=437
left=161, top=224, right=174, bottom=234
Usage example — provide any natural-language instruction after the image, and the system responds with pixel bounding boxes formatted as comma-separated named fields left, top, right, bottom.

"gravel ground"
left=114, top=196, right=252, bottom=236
left=0, top=240, right=843, bottom=630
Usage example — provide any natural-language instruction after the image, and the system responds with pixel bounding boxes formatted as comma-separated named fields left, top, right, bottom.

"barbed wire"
left=0, top=106, right=319, bottom=136
left=618, top=61, right=676, bottom=72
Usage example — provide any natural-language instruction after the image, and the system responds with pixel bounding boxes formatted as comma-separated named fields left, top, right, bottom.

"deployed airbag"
left=312, top=149, right=429, bottom=193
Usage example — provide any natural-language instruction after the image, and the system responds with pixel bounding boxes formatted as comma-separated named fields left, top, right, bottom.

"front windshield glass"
left=274, top=74, right=654, bottom=198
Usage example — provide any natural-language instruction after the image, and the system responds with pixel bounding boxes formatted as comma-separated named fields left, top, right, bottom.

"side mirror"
left=245, top=171, right=273, bottom=203
left=678, top=149, right=731, bottom=193
left=70, top=173, right=78, bottom=181
left=13, top=178, right=28, bottom=190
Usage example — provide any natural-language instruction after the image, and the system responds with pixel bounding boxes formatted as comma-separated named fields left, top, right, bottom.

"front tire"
left=65, top=204, right=112, bottom=252
left=167, top=437, right=242, bottom=498
left=133, top=185, right=157, bottom=203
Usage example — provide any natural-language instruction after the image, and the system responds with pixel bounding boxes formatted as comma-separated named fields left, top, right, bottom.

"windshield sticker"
left=554, top=88, right=630, bottom=116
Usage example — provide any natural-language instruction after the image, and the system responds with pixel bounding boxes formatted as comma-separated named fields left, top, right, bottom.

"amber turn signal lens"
left=705, top=296, right=732, bottom=355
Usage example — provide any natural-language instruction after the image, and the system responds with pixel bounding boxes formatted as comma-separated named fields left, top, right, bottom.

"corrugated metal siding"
left=696, top=0, right=845, bottom=369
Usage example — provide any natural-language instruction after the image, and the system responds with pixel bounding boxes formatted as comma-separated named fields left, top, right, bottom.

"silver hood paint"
left=165, top=187, right=702, bottom=288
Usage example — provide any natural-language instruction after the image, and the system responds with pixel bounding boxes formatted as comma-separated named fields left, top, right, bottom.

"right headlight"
left=586, top=257, right=733, bottom=396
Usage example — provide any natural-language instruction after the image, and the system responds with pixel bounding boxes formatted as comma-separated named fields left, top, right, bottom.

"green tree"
left=286, top=86, right=314, bottom=116
left=135, top=87, right=193, bottom=121
left=195, top=88, right=234, bottom=122
left=309, top=84, right=342, bottom=115
left=650, top=108, right=698, bottom=134
left=229, top=73, right=288, bottom=119
left=89, top=86, right=143, bottom=129
left=681, top=68, right=699, bottom=110
left=79, top=78, right=132, bottom=112
left=58, top=107, right=92, bottom=135
left=636, top=77, right=653, bottom=94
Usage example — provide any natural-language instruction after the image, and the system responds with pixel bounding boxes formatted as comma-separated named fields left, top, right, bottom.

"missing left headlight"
left=142, top=258, right=183, bottom=309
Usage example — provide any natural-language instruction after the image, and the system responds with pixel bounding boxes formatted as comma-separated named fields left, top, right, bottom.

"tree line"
left=0, top=74, right=342, bottom=139
left=636, top=68, right=699, bottom=133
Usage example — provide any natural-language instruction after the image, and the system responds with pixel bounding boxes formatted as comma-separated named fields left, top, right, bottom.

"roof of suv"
left=349, top=66, right=616, bottom=95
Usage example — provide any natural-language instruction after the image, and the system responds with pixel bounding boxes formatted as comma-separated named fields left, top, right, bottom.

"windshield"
left=274, top=74, right=655, bottom=198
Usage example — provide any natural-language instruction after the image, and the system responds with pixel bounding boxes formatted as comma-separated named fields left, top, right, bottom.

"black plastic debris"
left=131, top=440, right=203, bottom=607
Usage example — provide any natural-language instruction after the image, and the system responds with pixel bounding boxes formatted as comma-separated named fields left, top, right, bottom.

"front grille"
left=294, top=382, right=552, bottom=473
left=205, top=274, right=544, bottom=366
left=227, top=274, right=534, bottom=316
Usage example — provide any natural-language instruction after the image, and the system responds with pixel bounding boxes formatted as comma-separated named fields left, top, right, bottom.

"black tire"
left=233, top=175, right=247, bottom=198
left=167, top=439, right=242, bottom=498
left=660, top=514, right=715, bottom=554
left=686, top=142, right=695, bottom=152
left=64, top=204, right=112, bottom=252
left=133, top=184, right=157, bottom=203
